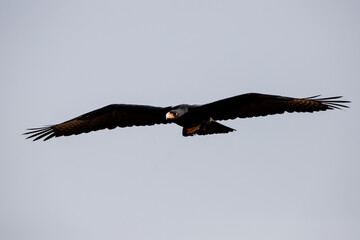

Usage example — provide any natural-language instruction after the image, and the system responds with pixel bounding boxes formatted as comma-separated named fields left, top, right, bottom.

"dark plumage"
left=24, top=93, right=349, bottom=141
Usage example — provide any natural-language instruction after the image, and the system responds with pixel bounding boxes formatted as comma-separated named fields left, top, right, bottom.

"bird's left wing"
left=199, top=93, right=349, bottom=121
left=24, top=104, right=172, bottom=141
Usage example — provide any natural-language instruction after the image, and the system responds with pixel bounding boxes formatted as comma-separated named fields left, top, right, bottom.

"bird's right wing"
left=199, top=93, right=349, bottom=121
left=24, top=104, right=172, bottom=141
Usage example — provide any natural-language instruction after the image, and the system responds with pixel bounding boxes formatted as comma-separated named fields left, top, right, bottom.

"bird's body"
left=24, top=93, right=349, bottom=141
left=167, top=104, right=236, bottom=136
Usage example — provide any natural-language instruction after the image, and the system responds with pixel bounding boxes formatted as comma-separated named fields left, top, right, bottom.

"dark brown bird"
left=24, top=93, right=349, bottom=141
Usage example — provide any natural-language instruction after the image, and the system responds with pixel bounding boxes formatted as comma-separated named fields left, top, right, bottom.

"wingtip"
left=24, top=126, right=55, bottom=141
left=304, top=95, right=350, bottom=110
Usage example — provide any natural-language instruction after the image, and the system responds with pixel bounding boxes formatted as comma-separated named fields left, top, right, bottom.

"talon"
left=186, top=126, right=200, bottom=134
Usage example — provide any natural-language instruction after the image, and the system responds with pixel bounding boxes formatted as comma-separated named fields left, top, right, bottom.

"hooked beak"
left=166, top=112, right=176, bottom=119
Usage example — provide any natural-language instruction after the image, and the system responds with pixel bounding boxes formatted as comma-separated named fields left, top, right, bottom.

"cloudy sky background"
left=1, top=1, right=359, bottom=239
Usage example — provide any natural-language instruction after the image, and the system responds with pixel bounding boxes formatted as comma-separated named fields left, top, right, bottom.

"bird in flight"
left=24, top=93, right=349, bottom=141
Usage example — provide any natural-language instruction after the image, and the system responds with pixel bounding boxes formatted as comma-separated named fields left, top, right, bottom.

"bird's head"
left=166, top=105, right=189, bottom=120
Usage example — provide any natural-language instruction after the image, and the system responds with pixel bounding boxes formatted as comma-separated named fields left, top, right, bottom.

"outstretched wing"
left=200, top=93, right=349, bottom=121
left=24, top=104, right=172, bottom=141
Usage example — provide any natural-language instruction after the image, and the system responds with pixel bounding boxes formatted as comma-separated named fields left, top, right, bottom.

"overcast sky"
left=1, top=1, right=359, bottom=240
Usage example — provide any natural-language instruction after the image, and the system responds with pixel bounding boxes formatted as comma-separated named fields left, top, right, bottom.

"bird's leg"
left=186, top=126, right=200, bottom=134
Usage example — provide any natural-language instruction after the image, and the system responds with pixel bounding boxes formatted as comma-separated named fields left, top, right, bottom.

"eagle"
left=24, top=93, right=349, bottom=141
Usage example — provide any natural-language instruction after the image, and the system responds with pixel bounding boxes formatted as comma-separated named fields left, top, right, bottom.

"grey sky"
left=1, top=0, right=359, bottom=240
